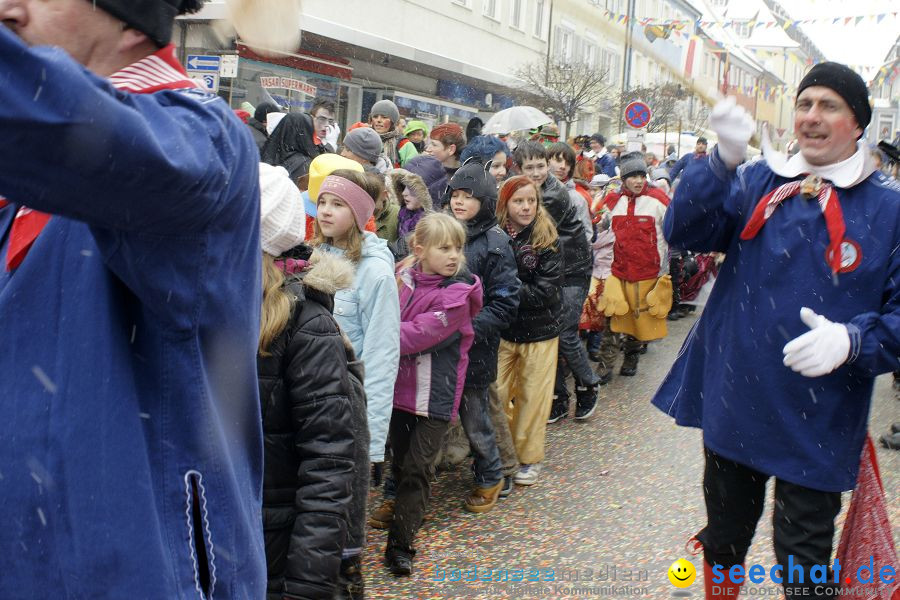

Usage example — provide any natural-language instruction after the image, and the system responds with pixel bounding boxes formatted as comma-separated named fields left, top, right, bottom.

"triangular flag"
left=855, top=16, right=864, bottom=25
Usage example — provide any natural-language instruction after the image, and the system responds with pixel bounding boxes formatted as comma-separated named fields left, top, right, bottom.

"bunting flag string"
left=596, top=6, right=895, bottom=84
left=597, top=8, right=898, bottom=30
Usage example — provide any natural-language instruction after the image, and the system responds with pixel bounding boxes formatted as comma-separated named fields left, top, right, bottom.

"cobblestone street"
left=363, top=313, right=900, bottom=599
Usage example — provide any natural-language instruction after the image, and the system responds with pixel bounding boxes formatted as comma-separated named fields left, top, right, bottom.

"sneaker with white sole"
left=514, top=463, right=542, bottom=486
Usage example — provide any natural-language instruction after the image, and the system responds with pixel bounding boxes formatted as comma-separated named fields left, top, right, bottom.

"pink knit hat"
left=318, top=175, right=375, bottom=232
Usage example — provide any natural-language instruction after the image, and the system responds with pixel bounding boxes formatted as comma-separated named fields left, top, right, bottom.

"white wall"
left=297, top=0, right=548, bottom=88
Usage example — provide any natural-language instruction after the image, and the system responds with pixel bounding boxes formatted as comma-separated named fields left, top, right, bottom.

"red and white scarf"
left=739, top=177, right=845, bottom=274
left=3, top=45, right=200, bottom=271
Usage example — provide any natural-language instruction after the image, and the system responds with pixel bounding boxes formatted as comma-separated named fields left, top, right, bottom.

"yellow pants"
left=496, top=337, right=559, bottom=465
left=610, top=277, right=669, bottom=341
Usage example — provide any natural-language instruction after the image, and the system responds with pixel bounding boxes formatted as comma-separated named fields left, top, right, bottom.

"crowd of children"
left=252, top=99, right=694, bottom=597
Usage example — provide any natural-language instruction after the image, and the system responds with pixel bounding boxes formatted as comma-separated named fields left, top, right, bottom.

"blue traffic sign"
left=186, top=55, right=220, bottom=71
left=624, top=101, right=652, bottom=129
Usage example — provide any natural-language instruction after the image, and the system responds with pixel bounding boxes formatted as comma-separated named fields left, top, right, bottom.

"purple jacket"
left=393, top=266, right=483, bottom=421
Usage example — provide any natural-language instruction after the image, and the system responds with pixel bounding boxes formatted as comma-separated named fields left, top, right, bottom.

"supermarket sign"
left=260, top=76, right=317, bottom=97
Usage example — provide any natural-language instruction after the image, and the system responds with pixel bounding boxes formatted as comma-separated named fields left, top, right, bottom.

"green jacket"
left=376, top=201, right=400, bottom=244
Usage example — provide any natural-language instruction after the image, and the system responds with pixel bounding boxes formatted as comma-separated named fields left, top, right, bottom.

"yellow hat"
left=307, top=154, right=364, bottom=201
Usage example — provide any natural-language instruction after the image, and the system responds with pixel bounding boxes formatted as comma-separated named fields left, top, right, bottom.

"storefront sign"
left=259, top=76, right=317, bottom=97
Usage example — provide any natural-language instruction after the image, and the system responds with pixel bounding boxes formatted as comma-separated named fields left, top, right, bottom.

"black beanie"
left=448, top=159, right=498, bottom=203
left=797, top=62, right=871, bottom=133
left=92, top=0, right=204, bottom=47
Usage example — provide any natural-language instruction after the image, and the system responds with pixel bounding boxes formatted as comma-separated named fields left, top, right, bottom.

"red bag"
left=835, top=436, right=899, bottom=600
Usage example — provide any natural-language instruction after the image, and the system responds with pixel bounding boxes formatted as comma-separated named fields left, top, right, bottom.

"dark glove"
left=371, top=462, right=384, bottom=487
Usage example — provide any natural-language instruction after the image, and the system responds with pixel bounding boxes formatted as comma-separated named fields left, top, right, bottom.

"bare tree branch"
left=513, top=58, right=616, bottom=127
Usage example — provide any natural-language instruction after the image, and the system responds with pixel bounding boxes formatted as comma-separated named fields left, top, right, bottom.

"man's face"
left=794, top=86, right=862, bottom=167
left=312, top=108, right=334, bottom=140
left=407, top=130, right=425, bottom=144
left=426, top=138, right=454, bottom=164
left=589, top=140, right=602, bottom=152
left=1, top=0, right=127, bottom=74
left=519, top=157, right=549, bottom=186
left=695, top=141, right=707, bottom=154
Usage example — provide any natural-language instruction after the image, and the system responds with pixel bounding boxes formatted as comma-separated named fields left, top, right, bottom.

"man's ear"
left=117, top=27, right=154, bottom=54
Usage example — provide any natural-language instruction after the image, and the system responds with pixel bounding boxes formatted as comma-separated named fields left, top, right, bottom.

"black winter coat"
left=541, top=175, right=592, bottom=284
left=247, top=118, right=268, bottom=152
left=257, top=266, right=355, bottom=600
left=501, top=220, right=563, bottom=344
left=462, top=202, right=521, bottom=387
left=260, top=113, right=324, bottom=181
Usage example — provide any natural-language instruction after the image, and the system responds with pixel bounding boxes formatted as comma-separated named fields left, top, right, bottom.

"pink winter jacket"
left=393, top=265, right=483, bottom=421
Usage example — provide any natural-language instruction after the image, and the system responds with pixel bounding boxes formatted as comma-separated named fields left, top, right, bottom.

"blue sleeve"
left=358, top=271, right=401, bottom=463
left=599, top=154, right=617, bottom=177
left=472, top=244, right=521, bottom=341
left=845, top=238, right=900, bottom=376
left=663, top=148, right=745, bottom=254
left=0, top=28, right=252, bottom=234
left=669, top=155, right=688, bottom=181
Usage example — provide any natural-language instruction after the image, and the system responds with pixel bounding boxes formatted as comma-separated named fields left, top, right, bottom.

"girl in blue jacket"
left=311, top=170, right=401, bottom=566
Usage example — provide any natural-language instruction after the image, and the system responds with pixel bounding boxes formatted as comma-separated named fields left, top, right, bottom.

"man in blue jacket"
left=653, top=63, right=899, bottom=599
left=0, top=1, right=266, bottom=597
left=668, top=136, right=708, bottom=182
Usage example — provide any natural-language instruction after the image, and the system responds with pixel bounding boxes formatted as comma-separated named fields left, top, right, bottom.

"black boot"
left=385, top=544, right=414, bottom=577
left=547, top=395, right=569, bottom=424
left=667, top=303, right=683, bottom=320
left=880, top=432, right=900, bottom=450
left=335, top=554, right=365, bottom=599
left=574, top=385, right=598, bottom=420
left=619, top=353, right=639, bottom=376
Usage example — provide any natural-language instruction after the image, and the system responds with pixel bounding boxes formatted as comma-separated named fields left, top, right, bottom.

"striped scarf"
left=739, top=176, right=845, bottom=274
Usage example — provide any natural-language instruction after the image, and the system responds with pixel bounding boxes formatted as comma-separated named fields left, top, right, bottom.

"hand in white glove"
left=782, top=307, right=851, bottom=377
left=709, top=97, right=756, bottom=169
left=324, top=122, right=341, bottom=150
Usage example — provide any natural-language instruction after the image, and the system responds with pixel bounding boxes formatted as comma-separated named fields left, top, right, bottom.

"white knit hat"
left=259, top=163, right=305, bottom=256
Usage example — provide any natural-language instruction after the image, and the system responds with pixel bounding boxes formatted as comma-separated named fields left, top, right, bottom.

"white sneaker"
left=514, top=463, right=542, bottom=486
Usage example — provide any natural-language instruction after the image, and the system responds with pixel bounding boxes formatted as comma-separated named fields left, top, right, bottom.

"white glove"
left=782, top=308, right=851, bottom=377
left=709, top=97, right=756, bottom=169
left=325, top=123, right=341, bottom=150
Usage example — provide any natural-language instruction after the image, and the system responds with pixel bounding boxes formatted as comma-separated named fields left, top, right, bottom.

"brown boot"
left=368, top=499, right=395, bottom=529
left=463, top=480, right=503, bottom=514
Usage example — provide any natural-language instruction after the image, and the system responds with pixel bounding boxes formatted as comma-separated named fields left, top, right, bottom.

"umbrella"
left=482, top=106, right=553, bottom=135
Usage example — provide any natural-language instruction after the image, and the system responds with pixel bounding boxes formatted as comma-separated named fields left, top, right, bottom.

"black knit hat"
left=797, top=62, right=872, bottom=133
left=93, top=0, right=205, bottom=47
left=447, top=158, right=498, bottom=203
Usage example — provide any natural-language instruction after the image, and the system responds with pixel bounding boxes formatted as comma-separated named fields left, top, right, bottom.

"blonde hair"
left=310, top=169, right=379, bottom=263
left=259, top=253, right=295, bottom=355
left=497, top=175, right=559, bottom=252
left=398, top=213, right=467, bottom=275
left=311, top=219, right=364, bottom=263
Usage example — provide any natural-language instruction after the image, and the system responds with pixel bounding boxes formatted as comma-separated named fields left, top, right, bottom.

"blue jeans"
left=555, top=282, right=600, bottom=398
left=459, top=386, right=503, bottom=487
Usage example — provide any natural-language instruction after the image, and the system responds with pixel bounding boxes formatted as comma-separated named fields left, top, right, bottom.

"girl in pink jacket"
left=384, top=213, right=483, bottom=577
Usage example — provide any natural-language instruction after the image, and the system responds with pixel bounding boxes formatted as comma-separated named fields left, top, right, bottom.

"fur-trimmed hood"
left=302, top=249, right=355, bottom=296
left=386, top=168, right=433, bottom=212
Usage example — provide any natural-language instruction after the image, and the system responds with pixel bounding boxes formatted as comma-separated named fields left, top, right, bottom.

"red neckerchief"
left=739, top=176, right=845, bottom=274
left=5, top=45, right=200, bottom=271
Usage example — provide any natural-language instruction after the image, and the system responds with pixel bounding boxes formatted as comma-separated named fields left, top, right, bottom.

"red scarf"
left=4, top=45, right=200, bottom=271
left=739, top=177, right=845, bottom=274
